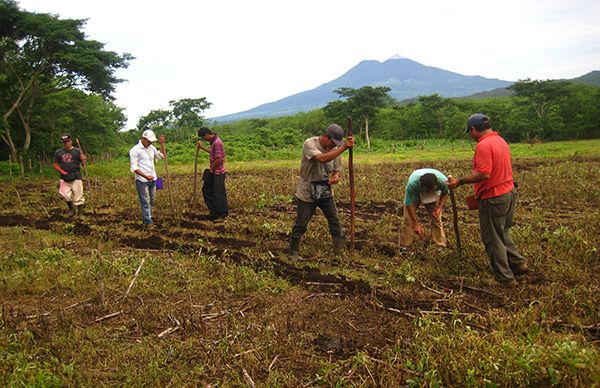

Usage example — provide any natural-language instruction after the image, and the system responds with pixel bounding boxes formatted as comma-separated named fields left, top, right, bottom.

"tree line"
left=213, top=80, right=600, bottom=151
left=0, top=0, right=131, bottom=162
left=2, top=0, right=599, bottom=164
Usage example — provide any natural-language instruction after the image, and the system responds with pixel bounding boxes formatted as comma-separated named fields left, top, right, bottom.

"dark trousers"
left=478, top=190, right=525, bottom=282
left=291, top=197, right=343, bottom=239
left=202, top=171, right=228, bottom=218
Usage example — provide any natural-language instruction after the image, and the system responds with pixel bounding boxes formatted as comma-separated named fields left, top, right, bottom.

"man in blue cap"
left=448, top=114, right=528, bottom=287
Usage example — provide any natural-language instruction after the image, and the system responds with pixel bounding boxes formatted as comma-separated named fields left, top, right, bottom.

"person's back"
left=448, top=113, right=528, bottom=286
left=473, top=132, right=514, bottom=199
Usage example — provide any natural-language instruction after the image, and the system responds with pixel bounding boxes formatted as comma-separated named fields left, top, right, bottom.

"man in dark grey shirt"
left=53, top=133, right=86, bottom=217
left=289, top=124, right=354, bottom=260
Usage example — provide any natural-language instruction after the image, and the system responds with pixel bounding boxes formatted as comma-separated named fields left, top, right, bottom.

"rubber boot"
left=333, top=236, right=346, bottom=256
left=289, top=237, right=303, bottom=261
left=66, top=201, right=75, bottom=217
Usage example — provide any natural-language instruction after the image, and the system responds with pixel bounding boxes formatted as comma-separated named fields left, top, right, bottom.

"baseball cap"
left=61, top=133, right=72, bottom=141
left=141, top=129, right=158, bottom=142
left=464, top=113, right=490, bottom=133
left=325, top=124, right=345, bottom=146
left=419, top=190, right=439, bottom=204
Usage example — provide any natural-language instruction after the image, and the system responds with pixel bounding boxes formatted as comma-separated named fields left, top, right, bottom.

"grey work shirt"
left=295, top=136, right=342, bottom=202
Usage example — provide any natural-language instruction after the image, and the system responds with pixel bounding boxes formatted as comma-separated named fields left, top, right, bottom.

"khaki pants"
left=478, top=190, right=525, bottom=282
left=59, top=179, right=85, bottom=206
left=400, top=202, right=446, bottom=247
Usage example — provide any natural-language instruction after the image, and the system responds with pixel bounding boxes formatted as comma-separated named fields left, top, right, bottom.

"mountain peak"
left=213, top=57, right=513, bottom=122
left=387, top=53, right=408, bottom=61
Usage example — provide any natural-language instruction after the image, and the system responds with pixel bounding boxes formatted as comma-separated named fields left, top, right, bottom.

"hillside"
left=214, top=56, right=512, bottom=122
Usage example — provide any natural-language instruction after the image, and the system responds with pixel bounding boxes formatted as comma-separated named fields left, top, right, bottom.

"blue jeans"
left=135, top=180, right=156, bottom=225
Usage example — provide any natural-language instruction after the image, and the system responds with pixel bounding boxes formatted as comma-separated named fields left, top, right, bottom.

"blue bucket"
left=156, top=177, right=164, bottom=190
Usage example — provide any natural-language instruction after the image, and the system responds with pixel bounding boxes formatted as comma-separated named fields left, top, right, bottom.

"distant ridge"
left=212, top=57, right=599, bottom=123
left=459, top=70, right=600, bottom=100
left=213, top=56, right=512, bottom=122
left=565, top=70, right=600, bottom=87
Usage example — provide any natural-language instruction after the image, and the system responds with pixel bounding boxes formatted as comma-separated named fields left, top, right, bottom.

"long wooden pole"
left=160, top=137, right=176, bottom=218
left=76, top=138, right=97, bottom=215
left=191, top=146, right=200, bottom=206
left=346, top=116, right=356, bottom=252
left=449, top=189, right=462, bottom=255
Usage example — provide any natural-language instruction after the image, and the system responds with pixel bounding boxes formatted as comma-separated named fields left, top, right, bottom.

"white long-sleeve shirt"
left=129, top=141, right=164, bottom=182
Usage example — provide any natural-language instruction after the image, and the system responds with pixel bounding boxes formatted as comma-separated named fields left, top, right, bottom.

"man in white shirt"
left=129, top=130, right=166, bottom=227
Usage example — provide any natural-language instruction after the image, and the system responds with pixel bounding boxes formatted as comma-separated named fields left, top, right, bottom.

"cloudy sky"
left=17, top=0, right=600, bottom=129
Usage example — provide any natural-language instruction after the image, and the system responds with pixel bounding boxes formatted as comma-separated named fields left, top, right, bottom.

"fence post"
left=19, top=155, right=25, bottom=178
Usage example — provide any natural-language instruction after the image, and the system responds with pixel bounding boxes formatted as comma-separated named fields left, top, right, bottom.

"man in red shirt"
left=448, top=114, right=528, bottom=286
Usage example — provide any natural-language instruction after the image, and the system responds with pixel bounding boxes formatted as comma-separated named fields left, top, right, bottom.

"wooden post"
left=38, top=156, right=43, bottom=174
left=9, top=154, right=13, bottom=177
left=160, top=136, right=176, bottom=219
left=19, top=155, right=25, bottom=178
left=28, top=158, right=33, bottom=174
left=191, top=146, right=200, bottom=206
left=449, top=189, right=462, bottom=255
left=346, top=116, right=356, bottom=252
left=76, top=138, right=97, bottom=215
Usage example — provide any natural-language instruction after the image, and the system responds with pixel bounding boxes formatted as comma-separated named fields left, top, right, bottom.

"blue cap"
left=465, top=113, right=489, bottom=133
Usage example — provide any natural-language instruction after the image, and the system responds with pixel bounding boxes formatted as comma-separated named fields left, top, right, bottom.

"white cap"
left=141, top=129, right=157, bottom=142
left=419, top=190, right=439, bottom=204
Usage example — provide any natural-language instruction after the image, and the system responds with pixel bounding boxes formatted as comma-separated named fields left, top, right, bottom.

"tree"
left=509, top=79, right=571, bottom=119
left=136, top=97, right=212, bottom=142
left=508, top=79, right=570, bottom=140
left=136, top=109, right=172, bottom=131
left=0, top=0, right=132, bottom=160
left=324, top=86, right=392, bottom=149
left=170, top=97, right=212, bottom=129
left=30, top=89, right=127, bottom=156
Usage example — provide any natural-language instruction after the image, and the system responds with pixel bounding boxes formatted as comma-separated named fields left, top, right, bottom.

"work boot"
left=66, top=201, right=75, bottom=217
left=333, top=236, right=346, bottom=256
left=511, top=263, right=529, bottom=276
left=289, top=237, right=303, bottom=261
left=75, top=204, right=85, bottom=217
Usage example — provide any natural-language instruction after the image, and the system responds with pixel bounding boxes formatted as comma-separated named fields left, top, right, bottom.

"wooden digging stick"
left=449, top=188, right=462, bottom=255
left=76, top=138, right=97, bottom=215
left=191, top=146, right=200, bottom=206
left=160, top=137, right=176, bottom=218
left=346, top=116, right=356, bottom=252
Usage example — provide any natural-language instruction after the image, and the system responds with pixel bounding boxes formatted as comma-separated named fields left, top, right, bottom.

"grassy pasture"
left=0, top=139, right=599, bottom=386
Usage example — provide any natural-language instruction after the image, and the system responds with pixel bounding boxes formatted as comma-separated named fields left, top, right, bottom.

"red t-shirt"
left=472, top=132, right=514, bottom=199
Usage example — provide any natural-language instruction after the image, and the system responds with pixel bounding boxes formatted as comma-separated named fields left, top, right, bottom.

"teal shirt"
left=404, top=168, right=449, bottom=206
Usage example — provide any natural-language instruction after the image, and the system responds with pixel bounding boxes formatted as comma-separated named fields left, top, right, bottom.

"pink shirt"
left=210, top=136, right=226, bottom=175
left=473, top=132, right=514, bottom=199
